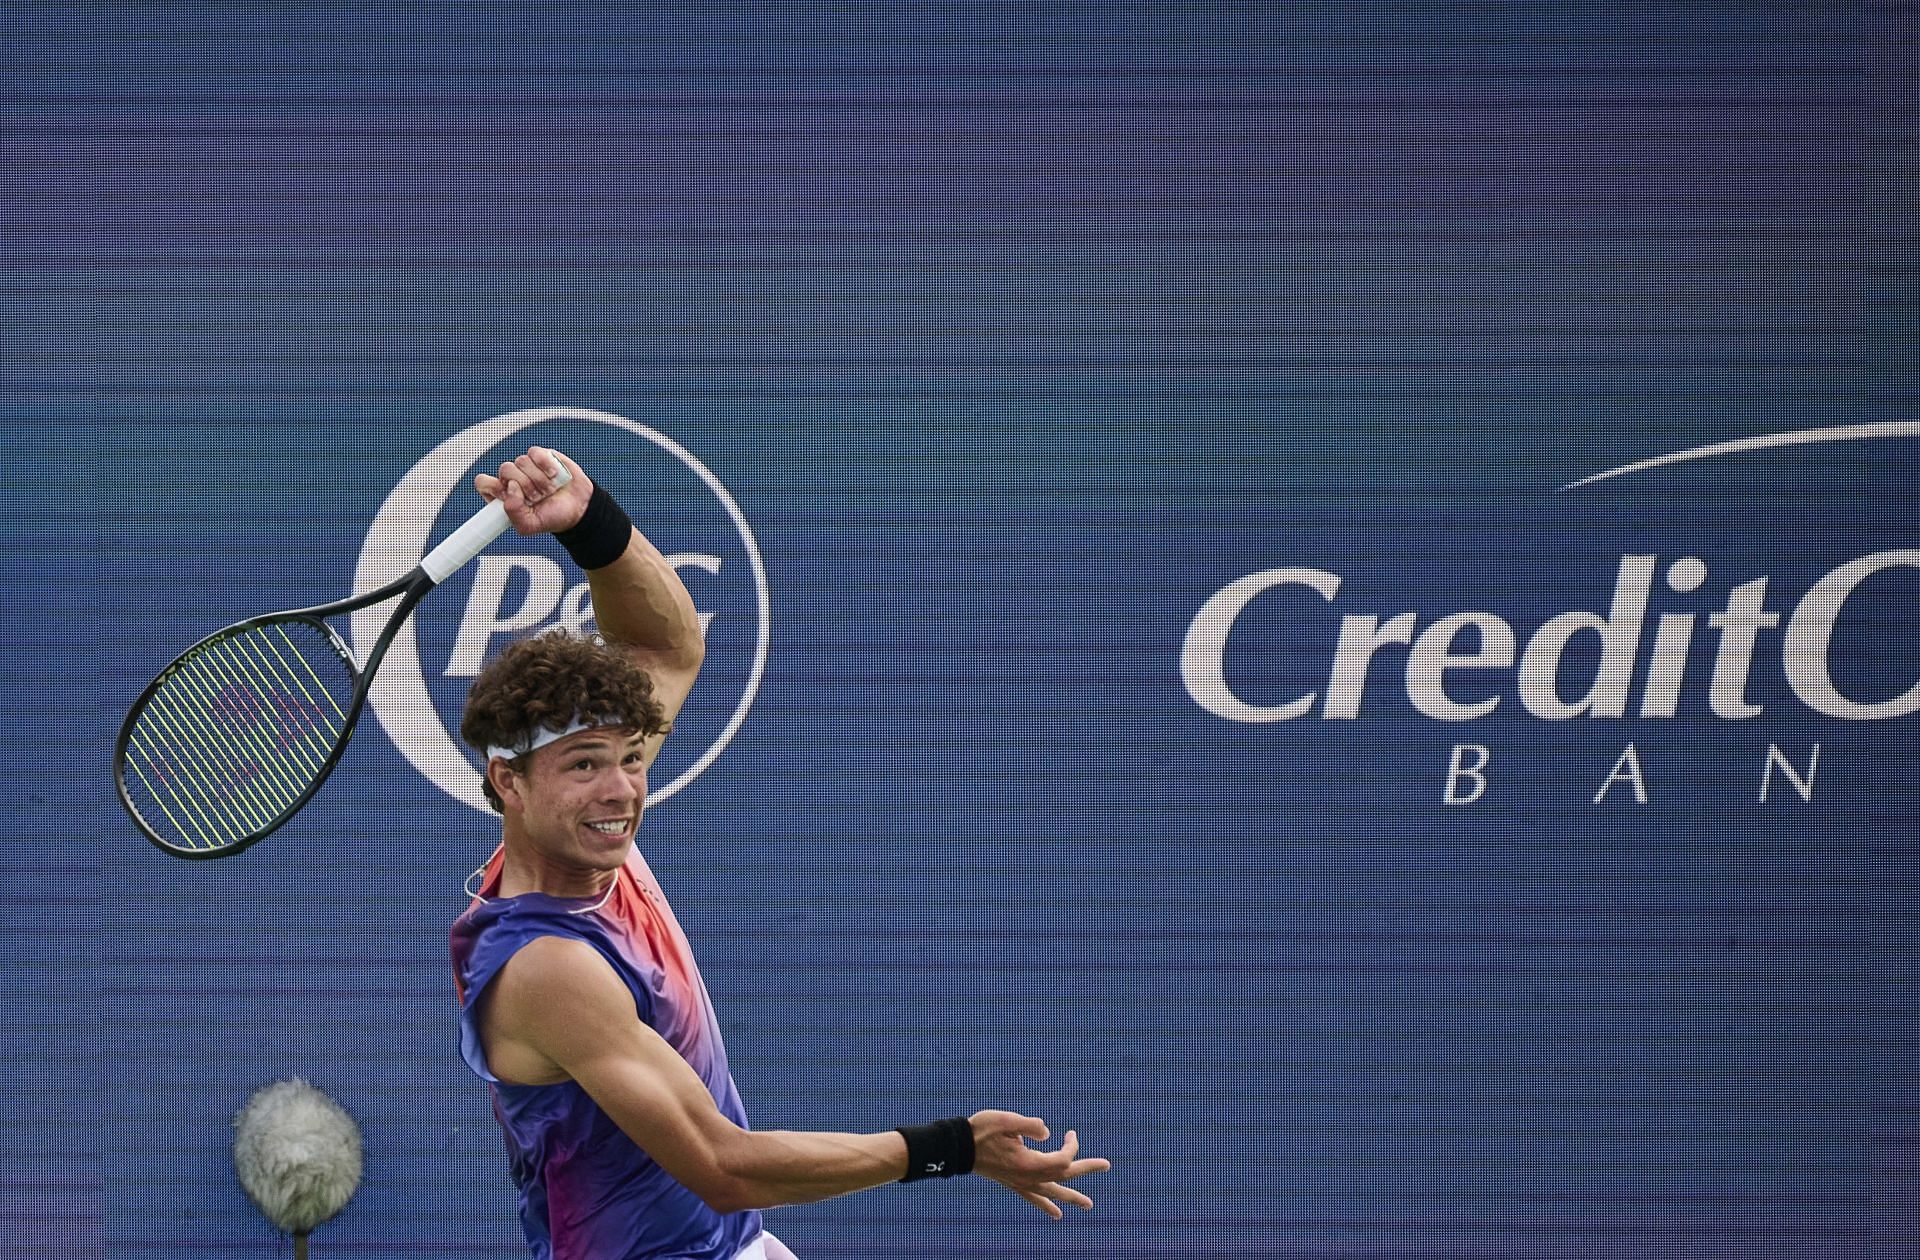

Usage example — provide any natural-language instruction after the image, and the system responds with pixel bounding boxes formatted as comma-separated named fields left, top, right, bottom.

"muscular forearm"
left=706, top=1127, right=909, bottom=1212
left=586, top=529, right=704, bottom=668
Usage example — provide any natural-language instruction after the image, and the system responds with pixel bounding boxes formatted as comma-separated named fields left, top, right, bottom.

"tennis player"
left=449, top=446, right=1109, bottom=1260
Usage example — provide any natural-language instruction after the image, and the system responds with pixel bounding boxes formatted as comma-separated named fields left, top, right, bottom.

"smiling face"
left=491, top=725, right=649, bottom=895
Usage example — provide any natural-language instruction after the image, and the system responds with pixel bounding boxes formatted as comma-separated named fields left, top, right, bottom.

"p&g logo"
left=350, top=407, right=769, bottom=813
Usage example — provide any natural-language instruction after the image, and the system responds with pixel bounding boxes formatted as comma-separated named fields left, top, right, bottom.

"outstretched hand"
left=968, top=1110, right=1112, bottom=1220
left=474, top=445, right=593, bottom=537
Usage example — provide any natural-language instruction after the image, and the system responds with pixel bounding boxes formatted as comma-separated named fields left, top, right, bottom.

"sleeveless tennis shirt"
left=451, top=847, right=763, bottom=1260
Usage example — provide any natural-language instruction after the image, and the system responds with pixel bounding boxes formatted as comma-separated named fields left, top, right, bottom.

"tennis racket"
left=115, top=462, right=570, bottom=858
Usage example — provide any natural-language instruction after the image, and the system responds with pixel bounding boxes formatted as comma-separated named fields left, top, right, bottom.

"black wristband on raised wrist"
left=554, top=482, right=633, bottom=570
left=895, top=1115, right=975, bottom=1182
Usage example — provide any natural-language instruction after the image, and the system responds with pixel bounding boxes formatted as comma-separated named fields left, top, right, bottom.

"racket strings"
left=120, top=620, right=356, bottom=852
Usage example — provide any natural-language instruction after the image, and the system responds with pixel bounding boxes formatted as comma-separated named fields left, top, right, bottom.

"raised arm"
left=475, top=445, right=705, bottom=762
left=480, top=935, right=1111, bottom=1218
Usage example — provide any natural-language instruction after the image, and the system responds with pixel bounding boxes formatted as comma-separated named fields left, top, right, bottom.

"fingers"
left=1009, top=1180, right=1096, bottom=1219
left=973, top=1109, right=1050, bottom=1143
left=545, top=446, right=584, bottom=484
left=977, top=1118, right=1109, bottom=1174
left=1047, top=1181, right=1096, bottom=1212
left=473, top=446, right=590, bottom=534
left=974, top=1116, right=1110, bottom=1221
left=1019, top=1187, right=1064, bottom=1220
left=498, top=446, right=563, bottom=502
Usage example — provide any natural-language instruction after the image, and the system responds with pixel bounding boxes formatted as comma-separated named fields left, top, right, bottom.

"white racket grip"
left=419, top=459, right=573, bottom=585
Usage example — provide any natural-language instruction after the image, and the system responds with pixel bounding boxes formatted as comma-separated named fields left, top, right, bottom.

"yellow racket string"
left=120, top=620, right=355, bottom=852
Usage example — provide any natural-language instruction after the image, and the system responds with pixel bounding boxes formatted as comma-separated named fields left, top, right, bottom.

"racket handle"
left=420, top=459, right=573, bottom=584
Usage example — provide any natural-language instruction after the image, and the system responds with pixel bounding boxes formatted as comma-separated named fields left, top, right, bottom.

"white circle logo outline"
left=350, top=406, right=770, bottom=812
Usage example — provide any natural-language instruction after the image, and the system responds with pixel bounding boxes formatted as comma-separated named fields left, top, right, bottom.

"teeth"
left=587, top=821, right=626, bottom=834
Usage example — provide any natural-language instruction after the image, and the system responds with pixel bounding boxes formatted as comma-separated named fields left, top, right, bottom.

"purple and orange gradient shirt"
left=451, top=846, right=762, bottom=1260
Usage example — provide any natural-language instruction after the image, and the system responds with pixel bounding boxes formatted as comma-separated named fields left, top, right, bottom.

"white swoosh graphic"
left=1561, top=421, right=1920, bottom=490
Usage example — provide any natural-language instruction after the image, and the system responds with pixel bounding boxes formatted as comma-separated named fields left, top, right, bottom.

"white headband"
left=486, top=718, right=601, bottom=763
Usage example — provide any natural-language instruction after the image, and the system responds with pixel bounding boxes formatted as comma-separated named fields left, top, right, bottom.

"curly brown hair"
left=461, top=632, right=669, bottom=812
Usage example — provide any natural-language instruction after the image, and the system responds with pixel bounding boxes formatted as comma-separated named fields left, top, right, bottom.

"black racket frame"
left=114, top=564, right=437, bottom=859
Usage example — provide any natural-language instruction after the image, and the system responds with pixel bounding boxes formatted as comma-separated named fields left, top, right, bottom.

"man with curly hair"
left=449, top=446, right=1108, bottom=1260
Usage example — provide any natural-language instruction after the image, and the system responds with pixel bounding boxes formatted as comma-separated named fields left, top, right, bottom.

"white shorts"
left=734, top=1231, right=797, bottom=1260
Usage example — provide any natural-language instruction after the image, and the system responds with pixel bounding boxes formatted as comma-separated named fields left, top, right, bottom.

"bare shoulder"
left=483, top=935, right=638, bottom=1083
left=493, top=934, right=627, bottom=1012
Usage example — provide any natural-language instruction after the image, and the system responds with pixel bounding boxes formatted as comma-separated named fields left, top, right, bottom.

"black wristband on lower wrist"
left=554, top=482, right=633, bottom=570
left=896, top=1115, right=975, bottom=1182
